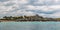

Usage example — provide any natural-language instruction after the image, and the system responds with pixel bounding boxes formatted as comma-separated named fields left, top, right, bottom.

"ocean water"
left=0, top=22, right=60, bottom=30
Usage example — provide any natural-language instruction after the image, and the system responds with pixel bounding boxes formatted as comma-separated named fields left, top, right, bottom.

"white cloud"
left=0, top=0, right=60, bottom=18
left=48, top=12, right=60, bottom=18
left=33, top=0, right=60, bottom=5
left=14, top=10, right=35, bottom=16
left=25, top=5, right=60, bottom=12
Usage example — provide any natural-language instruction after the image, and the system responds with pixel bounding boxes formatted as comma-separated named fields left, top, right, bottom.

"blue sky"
left=0, top=0, right=60, bottom=18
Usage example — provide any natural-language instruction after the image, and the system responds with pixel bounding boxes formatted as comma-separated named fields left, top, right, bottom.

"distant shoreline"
left=0, top=14, right=59, bottom=22
left=0, top=20, right=59, bottom=22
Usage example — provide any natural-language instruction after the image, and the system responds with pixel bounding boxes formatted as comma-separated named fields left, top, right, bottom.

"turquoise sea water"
left=0, top=22, right=60, bottom=30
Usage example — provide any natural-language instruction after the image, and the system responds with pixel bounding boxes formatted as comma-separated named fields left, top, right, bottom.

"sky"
left=0, top=0, right=60, bottom=18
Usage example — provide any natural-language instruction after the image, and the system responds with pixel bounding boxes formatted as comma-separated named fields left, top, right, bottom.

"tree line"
left=0, top=14, right=56, bottom=21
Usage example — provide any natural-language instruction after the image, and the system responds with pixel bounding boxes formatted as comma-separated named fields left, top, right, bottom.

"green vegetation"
left=0, top=14, right=58, bottom=22
left=54, top=18, right=60, bottom=21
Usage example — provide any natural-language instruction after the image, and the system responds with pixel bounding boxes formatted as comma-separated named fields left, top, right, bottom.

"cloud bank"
left=0, top=0, right=60, bottom=18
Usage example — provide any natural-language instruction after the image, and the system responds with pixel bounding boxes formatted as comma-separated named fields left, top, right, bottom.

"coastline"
left=0, top=20, right=59, bottom=22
